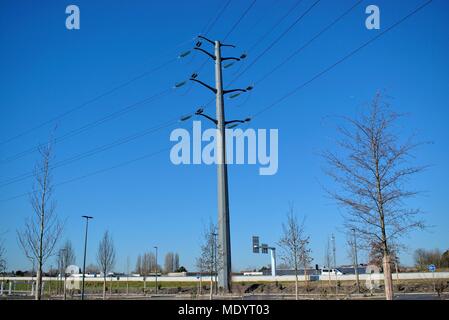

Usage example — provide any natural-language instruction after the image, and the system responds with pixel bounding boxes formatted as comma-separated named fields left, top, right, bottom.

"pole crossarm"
left=220, top=43, right=236, bottom=48
left=223, top=88, right=247, bottom=95
left=198, top=113, right=218, bottom=125
left=190, top=78, right=217, bottom=93
left=198, top=35, right=215, bottom=46
left=225, top=119, right=246, bottom=126
left=194, top=47, right=216, bottom=60
left=221, top=57, right=241, bottom=62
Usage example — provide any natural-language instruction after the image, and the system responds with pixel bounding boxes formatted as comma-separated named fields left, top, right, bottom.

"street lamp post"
left=81, top=215, right=93, bottom=300
left=154, top=246, right=158, bottom=295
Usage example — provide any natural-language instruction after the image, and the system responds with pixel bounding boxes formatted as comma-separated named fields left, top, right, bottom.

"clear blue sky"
left=1, top=0, right=448, bottom=272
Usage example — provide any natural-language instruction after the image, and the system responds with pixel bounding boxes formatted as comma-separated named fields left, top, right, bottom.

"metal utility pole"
left=154, top=246, right=158, bottom=295
left=269, top=248, right=277, bottom=277
left=352, top=228, right=360, bottom=293
left=332, top=234, right=338, bottom=297
left=190, top=35, right=251, bottom=293
left=81, top=215, right=93, bottom=300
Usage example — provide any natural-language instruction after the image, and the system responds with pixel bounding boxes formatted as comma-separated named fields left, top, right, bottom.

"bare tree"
left=277, top=203, right=311, bottom=300
left=135, top=254, right=142, bottom=274
left=195, top=257, right=205, bottom=295
left=414, top=248, right=443, bottom=270
left=197, top=222, right=222, bottom=299
left=135, top=251, right=159, bottom=293
left=323, top=236, right=333, bottom=289
left=322, top=93, right=426, bottom=300
left=96, top=230, right=116, bottom=300
left=56, top=240, right=76, bottom=272
left=164, top=252, right=174, bottom=273
left=17, top=143, right=63, bottom=300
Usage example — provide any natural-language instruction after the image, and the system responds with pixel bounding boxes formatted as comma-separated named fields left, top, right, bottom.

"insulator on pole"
left=178, top=50, right=191, bottom=58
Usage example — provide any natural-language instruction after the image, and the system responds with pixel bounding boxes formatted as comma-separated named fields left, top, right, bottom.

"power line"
left=255, top=0, right=363, bottom=85
left=0, top=147, right=171, bottom=203
left=223, top=0, right=258, bottom=41
left=252, top=0, right=433, bottom=119
left=247, top=0, right=304, bottom=53
left=1, top=89, right=172, bottom=163
left=0, top=3, right=224, bottom=148
left=0, top=119, right=178, bottom=187
left=0, top=57, right=178, bottom=146
left=193, top=0, right=255, bottom=77
left=203, top=0, right=233, bottom=36
left=1, top=0, right=433, bottom=202
left=228, top=0, right=321, bottom=86
left=2, top=2, right=238, bottom=164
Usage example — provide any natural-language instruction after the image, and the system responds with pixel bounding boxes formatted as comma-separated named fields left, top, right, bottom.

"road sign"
left=428, top=264, right=436, bottom=272
left=252, top=236, right=260, bottom=253
left=261, top=244, right=268, bottom=254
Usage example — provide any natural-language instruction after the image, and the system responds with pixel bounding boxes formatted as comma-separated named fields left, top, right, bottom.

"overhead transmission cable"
left=247, top=0, right=304, bottom=53
left=0, top=119, right=178, bottom=187
left=251, top=0, right=433, bottom=119
left=223, top=0, right=258, bottom=41
left=0, top=5, right=224, bottom=148
left=0, top=57, right=177, bottom=146
left=255, top=0, right=363, bottom=85
left=1, top=89, right=172, bottom=163
left=0, top=146, right=172, bottom=203
left=0, top=0, right=433, bottom=202
left=228, top=0, right=321, bottom=87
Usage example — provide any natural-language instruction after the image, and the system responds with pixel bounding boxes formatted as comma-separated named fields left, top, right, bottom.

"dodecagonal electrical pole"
left=190, top=36, right=251, bottom=293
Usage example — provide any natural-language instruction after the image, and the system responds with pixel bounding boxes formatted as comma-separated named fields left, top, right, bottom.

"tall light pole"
left=352, top=228, right=360, bottom=293
left=190, top=35, right=251, bottom=293
left=331, top=234, right=338, bottom=297
left=81, top=215, right=93, bottom=300
left=154, top=246, right=158, bottom=295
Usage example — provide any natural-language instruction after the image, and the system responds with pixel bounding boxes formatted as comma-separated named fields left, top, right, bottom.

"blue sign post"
left=428, top=264, right=436, bottom=272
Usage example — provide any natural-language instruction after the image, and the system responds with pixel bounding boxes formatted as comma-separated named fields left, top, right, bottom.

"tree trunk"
left=103, top=277, right=106, bottom=300
left=35, top=268, right=42, bottom=300
left=383, top=255, right=394, bottom=300
left=294, top=269, right=298, bottom=300
left=209, top=274, right=213, bottom=300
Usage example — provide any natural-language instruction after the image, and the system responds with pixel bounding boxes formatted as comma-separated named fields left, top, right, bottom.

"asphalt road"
left=1, top=292, right=447, bottom=300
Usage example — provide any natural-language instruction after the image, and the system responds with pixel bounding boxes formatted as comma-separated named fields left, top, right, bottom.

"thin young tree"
left=17, top=143, right=63, bottom=300
left=322, top=93, right=426, bottom=300
left=195, top=256, right=205, bottom=296
left=135, top=254, right=142, bottom=274
left=55, top=239, right=76, bottom=295
left=198, top=222, right=222, bottom=300
left=96, top=230, right=116, bottom=300
left=324, top=236, right=332, bottom=290
left=345, top=231, right=361, bottom=293
left=56, top=240, right=76, bottom=271
left=164, top=252, right=174, bottom=273
left=277, top=203, right=311, bottom=300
